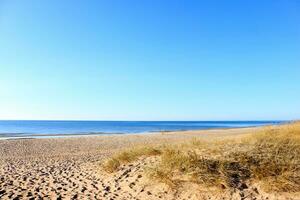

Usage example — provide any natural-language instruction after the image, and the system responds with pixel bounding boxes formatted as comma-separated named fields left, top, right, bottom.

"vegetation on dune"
left=102, top=146, right=161, bottom=173
left=102, top=122, right=300, bottom=192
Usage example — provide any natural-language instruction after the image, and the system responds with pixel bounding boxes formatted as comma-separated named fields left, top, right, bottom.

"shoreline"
left=0, top=123, right=281, bottom=140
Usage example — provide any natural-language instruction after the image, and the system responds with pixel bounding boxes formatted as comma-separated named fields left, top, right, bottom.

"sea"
left=0, top=120, right=284, bottom=139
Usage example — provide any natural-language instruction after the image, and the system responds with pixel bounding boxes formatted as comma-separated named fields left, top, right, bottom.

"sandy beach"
left=0, top=127, right=298, bottom=200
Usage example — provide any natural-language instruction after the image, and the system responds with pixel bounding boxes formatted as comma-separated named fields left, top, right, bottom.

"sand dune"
left=0, top=127, right=298, bottom=199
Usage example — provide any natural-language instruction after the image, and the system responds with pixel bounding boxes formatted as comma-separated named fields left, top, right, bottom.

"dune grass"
left=102, top=146, right=161, bottom=173
left=102, top=122, right=300, bottom=192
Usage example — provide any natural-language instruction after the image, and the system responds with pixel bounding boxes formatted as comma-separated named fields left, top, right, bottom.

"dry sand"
left=0, top=127, right=297, bottom=200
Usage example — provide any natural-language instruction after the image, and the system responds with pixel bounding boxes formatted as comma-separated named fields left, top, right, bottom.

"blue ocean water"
left=0, top=120, right=283, bottom=138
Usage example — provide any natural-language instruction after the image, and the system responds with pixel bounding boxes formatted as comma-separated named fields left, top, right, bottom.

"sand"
left=0, top=127, right=297, bottom=200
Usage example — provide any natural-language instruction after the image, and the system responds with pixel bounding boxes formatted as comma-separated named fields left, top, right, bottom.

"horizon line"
left=0, top=119, right=291, bottom=122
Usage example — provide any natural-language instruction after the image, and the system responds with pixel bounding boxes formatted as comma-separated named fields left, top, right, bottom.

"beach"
left=1, top=0, right=299, bottom=199
left=0, top=127, right=298, bottom=200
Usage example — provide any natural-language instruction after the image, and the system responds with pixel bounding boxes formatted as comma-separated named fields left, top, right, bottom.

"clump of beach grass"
left=102, top=122, right=300, bottom=193
left=232, top=122, right=300, bottom=192
left=102, top=146, right=161, bottom=173
left=147, top=147, right=251, bottom=190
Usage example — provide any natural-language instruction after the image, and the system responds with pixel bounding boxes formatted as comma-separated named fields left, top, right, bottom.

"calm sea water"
left=0, top=120, right=283, bottom=138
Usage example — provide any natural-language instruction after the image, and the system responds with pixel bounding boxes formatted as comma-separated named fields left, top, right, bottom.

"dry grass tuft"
left=148, top=148, right=251, bottom=190
left=232, top=122, right=300, bottom=192
left=102, top=158, right=121, bottom=173
left=102, top=146, right=161, bottom=172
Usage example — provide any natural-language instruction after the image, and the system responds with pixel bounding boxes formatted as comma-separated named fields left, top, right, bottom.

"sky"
left=0, top=0, right=299, bottom=121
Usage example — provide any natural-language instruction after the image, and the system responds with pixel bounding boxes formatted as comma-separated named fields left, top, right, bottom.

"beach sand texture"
left=0, top=127, right=298, bottom=200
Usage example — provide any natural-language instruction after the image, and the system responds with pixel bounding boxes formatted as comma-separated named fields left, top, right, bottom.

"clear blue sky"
left=0, top=0, right=299, bottom=120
